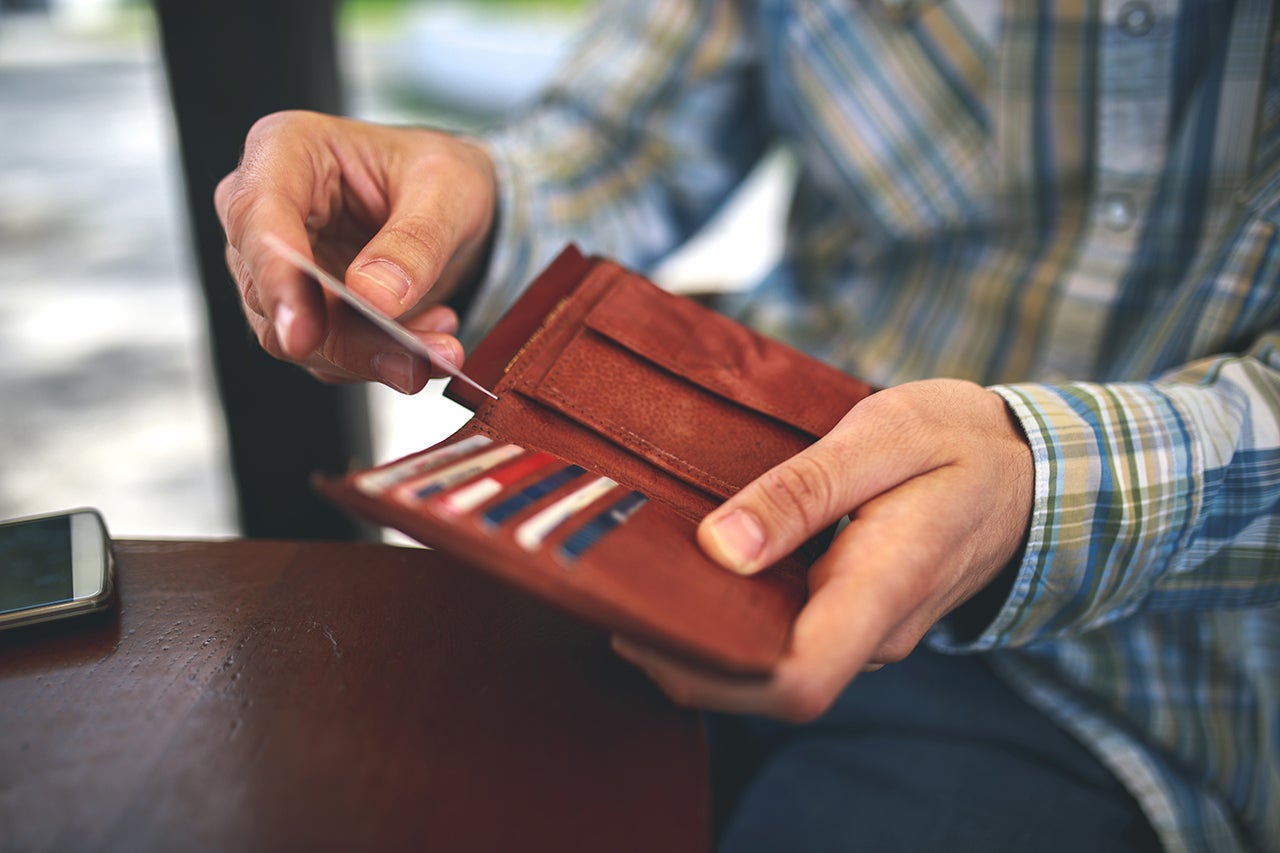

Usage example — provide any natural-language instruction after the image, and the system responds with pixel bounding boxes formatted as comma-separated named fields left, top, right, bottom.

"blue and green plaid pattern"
left=470, top=1, right=1280, bottom=848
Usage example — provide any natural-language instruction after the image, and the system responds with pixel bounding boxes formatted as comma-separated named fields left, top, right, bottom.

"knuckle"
left=875, top=631, right=924, bottom=665
left=222, top=111, right=324, bottom=240
left=225, top=246, right=250, bottom=287
left=774, top=680, right=836, bottom=724
left=245, top=109, right=312, bottom=143
left=252, top=323, right=279, bottom=357
left=218, top=180, right=262, bottom=244
left=859, top=378, right=993, bottom=460
left=225, top=246, right=267, bottom=318
left=213, top=173, right=235, bottom=225
left=756, top=454, right=839, bottom=534
left=240, top=306, right=287, bottom=362
left=243, top=282, right=265, bottom=318
left=384, top=215, right=452, bottom=266
left=857, top=385, right=924, bottom=434
left=316, top=329, right=354, bottom=376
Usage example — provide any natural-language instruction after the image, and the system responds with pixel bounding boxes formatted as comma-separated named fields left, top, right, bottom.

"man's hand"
left=214, top=111, right=497, bottom=393
left=612, top=379, right=1034, bottom=722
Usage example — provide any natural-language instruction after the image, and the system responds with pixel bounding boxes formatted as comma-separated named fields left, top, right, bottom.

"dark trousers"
left=710, top=645, right=1164, bottom=852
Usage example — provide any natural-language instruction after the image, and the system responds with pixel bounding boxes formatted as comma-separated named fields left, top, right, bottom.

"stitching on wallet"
left=503, top=296, right=572, bottom=378
left=503, top=266, right=618, bottom=390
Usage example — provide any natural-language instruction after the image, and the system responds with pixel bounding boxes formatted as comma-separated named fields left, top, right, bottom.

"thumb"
left=697, top=442, right=861, bottom=576
left=344, top=136, right=497, bottom=319
left=345, top=215, right=450, bottom=319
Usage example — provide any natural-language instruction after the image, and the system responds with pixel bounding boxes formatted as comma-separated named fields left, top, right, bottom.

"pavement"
left=0, top=7, right=786, bottom=541
left=0, top=11, right=239, bottom=537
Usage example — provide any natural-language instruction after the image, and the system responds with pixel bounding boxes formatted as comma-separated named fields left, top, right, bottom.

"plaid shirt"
left=472, top=0, right=1280, bottom=848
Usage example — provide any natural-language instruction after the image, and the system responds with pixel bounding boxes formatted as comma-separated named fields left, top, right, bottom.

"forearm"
left=459, top=0, right=768, bottom=344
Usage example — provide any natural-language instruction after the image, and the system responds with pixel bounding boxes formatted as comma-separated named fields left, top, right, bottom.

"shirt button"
left=1102, top=193, right=1136, bottom=231
left=1117, top=1, right=1155, bottom=36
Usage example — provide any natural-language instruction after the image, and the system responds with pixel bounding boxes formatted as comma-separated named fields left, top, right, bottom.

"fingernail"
left=372, top=351, right=415, bottom=394
left=274, top=304, right=296, bottom=352
left=703, top=508, right=765, bottom=573
left=354, top=259, right=411, bottom=303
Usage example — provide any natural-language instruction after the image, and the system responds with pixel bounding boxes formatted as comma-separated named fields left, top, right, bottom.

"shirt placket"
left=1034, top=0, right=1176, bottom=382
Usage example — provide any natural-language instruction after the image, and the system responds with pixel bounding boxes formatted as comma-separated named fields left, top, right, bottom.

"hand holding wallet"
left=316, top=246, right=875, bottom=674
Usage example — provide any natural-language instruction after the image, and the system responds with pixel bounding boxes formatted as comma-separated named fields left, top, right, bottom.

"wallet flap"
left=580, top=274, right=871, bottom=438
left=508, top=269, right=872, bottom=503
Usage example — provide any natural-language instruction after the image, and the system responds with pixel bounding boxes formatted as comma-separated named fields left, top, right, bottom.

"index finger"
left=215, top=170, right=325, bottom=360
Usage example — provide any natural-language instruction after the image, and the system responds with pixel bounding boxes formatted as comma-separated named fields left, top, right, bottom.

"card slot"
left=512, top=475, right=621, bottom=552
left=315, top=433, right=808, bottom=676
left=466, top=392, right=725, bottom=525
left=476, top=462, right=592, bottom=529
left=433, top=454, right=648, bottom=563
left=392, top=442, right=525, bottom=504
left=355, top=433, right=494, bottom=496
left=528, top=329, right=815, bottom=500
left=433, top=450, right=558, bottom=515
left=555, top=491, right=649, bottom=563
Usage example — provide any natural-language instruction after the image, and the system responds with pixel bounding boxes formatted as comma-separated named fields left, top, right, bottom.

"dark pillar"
left=153, top=0, right=374, bottom=540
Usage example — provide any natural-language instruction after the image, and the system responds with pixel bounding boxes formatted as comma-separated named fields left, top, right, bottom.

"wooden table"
left=0, top=540, right=709, bottom=852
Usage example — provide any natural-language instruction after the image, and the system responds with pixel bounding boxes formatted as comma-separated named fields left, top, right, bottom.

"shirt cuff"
left=932, top=381, right=1202, bottom=652
left=456, top=133, right=540, bottom=349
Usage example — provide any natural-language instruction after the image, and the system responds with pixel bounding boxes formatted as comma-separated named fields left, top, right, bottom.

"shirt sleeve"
left=459, top=0, right=768, bottom=345
left=937, top=202, right=1280, bottom=652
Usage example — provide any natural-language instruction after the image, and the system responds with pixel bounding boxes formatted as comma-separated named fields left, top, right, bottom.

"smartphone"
left=0, top=508, right=115, bottom=630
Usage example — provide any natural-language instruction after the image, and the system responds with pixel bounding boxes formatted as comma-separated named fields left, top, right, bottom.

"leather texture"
left=317, top=246, right=875, bottom=674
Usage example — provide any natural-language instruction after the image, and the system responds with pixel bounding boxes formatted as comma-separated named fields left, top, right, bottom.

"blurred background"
left=0, top=0, right=789, bottom=541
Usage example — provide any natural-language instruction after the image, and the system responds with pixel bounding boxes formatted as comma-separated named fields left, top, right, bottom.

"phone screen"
left=0, top=514, right=75, bottom=615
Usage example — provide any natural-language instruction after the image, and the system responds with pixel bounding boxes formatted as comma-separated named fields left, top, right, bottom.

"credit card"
left=356, top=434, right=494, bottom=495
left=557, top=491, right=648, bottom=562
left=438, top=451, right=558, bottom=514
left=481, top=464, right=588, bottom=527
left=514, top=475, right=618, bottom=551
left=398, top=443, right=525, bottom=502
left=264, top=234, right=498, bottom=401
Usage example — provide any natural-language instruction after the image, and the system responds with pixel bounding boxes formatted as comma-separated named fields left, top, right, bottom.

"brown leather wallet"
left=315, top=246, right=874, bottom=674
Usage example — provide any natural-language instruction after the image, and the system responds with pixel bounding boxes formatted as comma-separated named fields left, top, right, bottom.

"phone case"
left=0, top=508, right=116, bottom=631
left=315, top=246, right=874, bottom=674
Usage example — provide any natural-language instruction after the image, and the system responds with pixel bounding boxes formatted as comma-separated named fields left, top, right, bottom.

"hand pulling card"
left=314, top=246, right=875, bottom=674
